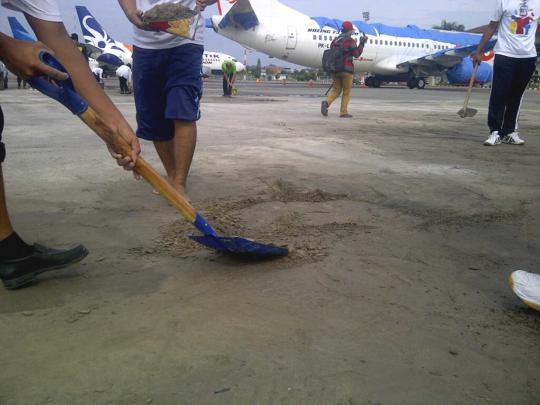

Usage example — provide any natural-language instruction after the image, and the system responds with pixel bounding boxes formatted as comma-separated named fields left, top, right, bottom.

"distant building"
left=263, top=64, right=292, bottom=80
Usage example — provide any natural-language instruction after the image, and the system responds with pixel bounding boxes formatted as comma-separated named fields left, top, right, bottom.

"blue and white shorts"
left=132, top=44, right=203, bottom=142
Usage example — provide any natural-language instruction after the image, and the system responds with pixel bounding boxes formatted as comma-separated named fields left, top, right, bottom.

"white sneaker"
left=484, top=131, right=501, bottom=146
left=502, top=132, right=525, bottom=145
left=509, top=271, right=540, bottom=311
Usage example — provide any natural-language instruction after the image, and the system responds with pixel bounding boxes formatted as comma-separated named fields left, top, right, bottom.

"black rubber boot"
left=0, top=244, right=88, bottom=290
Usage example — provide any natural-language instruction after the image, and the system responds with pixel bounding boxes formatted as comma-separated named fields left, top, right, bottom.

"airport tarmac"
left=0, top=81, right=539, bottom=404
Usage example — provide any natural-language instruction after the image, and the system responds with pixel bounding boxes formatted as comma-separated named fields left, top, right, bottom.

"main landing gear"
left=407, top=77, right=426, bottom=89
left=365, top=76, right=381, bottom=88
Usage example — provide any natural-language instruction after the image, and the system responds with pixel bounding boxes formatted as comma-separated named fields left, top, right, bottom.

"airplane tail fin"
left=75, top=6, right=132, bottom=67
left=217, top=0, right=237, bottom=16
left=8, top=17, right=35, bottom=41
left=217, top=0, right=259, bottom=30
left=76, top=6, right=118, bottom=47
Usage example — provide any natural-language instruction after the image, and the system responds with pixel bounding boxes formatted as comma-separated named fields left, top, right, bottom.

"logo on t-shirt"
left=510, top=1, right=536, bottom=35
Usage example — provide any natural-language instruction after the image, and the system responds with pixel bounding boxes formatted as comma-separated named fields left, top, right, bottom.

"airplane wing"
left=396, top=39, right=497, bottom=76
left=218, top=0, right=259, bottom=30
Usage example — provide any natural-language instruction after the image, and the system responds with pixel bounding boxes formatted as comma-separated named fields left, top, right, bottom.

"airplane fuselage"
left=215, top=17, right=469, bottom=74
left=212, top=0, right=493, bottom=86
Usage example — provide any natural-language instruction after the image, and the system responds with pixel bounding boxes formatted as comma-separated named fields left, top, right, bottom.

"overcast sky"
left=0, top=0, right=494, bottom=67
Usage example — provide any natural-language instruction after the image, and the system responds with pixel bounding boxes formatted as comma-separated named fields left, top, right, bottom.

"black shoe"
left=0, top=244, right=88, bottom=290
left=321, top=101, right=329, bottom=117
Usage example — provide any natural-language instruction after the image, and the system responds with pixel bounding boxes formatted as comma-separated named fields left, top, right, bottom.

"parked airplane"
left=75, top=6, right=133, bottom=67
left=7, top=16, right=33, bottom=41
left=8, top=16, right=101, bottom=65
left=76, top=6, right=245, bottom=75
left=211, top=0, right=495, bottom=88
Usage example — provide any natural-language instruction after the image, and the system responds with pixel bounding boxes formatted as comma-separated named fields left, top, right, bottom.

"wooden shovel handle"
left=79, top=108, right=197, bottom=222
left=462, top=63, right=480, bottom=111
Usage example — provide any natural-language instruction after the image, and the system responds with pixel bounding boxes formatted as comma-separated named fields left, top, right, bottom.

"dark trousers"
left=0, top=106, right=5, bottom=163
left=223, top=74, right=233, bottom=96
left=488, top=54, right=536, bottom=136
left=119, top=77, right=129, bottom=93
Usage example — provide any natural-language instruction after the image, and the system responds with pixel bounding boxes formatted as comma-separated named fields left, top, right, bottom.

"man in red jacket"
left=321, top=21, right=367, bottom=118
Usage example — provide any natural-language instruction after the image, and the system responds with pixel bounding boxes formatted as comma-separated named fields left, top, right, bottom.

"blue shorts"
left=132, top=44, right=203, bottom=142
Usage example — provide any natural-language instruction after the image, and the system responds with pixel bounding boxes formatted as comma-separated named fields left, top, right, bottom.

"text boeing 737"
left=211, top=0, right=496, bottom=88
left=75, top=6, right=245, bottom=75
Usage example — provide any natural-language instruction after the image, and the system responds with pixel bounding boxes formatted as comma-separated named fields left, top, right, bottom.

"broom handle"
left=79, top=108, right=197, bottom=222
left=462, top=63, right=480, bottom=111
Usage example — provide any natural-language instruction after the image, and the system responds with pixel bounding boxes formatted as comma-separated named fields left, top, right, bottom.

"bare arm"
left=23, top=16, right=140, bottom=172
left=118, top=0, right=146, bottom=29
left=473, top=21, right=499, bottom=64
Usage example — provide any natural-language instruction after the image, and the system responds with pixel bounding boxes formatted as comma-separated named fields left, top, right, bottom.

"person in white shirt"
left=116, top=63, right=132, bottom=94
left=0, top=0, right=141, bottom=290
left=118, top=0, right=217, bottom=199
left=91, top=65, right=103, bottom=83
left=474, top=0, right=540, bottom=146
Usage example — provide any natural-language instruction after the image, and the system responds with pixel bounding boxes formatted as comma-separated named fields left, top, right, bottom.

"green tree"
left=433, top=20, right=465, bottom=32
left=254, top=58, right=262, bottom=79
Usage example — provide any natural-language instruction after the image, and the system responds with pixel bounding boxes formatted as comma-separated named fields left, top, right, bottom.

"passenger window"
left=324, top=36, right=327, bottom=41
left=319, top=35, right=322, bottom=40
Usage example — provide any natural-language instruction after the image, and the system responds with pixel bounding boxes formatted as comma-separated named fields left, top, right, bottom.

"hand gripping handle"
left=27, top=52, right=88, bottom=116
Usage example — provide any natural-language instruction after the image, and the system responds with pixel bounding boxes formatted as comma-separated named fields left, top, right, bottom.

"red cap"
left=342, top=21, right=354, bottom=31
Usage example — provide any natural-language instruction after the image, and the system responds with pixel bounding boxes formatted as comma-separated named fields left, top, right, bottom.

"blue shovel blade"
left=189, top=235, right=289, bottom=257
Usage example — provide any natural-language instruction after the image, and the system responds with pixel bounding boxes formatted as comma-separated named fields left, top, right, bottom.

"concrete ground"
left=0, top=81, right=539, bottom=405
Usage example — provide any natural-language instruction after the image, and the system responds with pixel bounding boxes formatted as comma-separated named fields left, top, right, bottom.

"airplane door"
left=286, top=26, right=297, bottom=49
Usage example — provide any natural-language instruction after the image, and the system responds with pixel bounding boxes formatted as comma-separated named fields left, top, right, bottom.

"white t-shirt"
left=492, top=0, right=540, bottom=58
left=1, top=0, right=61, bottom=22
left=116, top=65, right=132, bottom=81
left=133, top=0, right=204, bottom=49
left=92, top=66, right=103, bottom=80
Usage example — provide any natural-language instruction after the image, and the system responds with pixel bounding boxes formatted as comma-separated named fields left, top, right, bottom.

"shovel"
left=225, top=76, right=237, bottom=96
left=457, top=62, right=480, bottom=118
left=28, top=53, right=288, bottom=258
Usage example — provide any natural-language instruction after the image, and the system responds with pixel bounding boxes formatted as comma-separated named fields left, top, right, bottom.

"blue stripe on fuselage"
left=311, top=18, right=481, bottom=45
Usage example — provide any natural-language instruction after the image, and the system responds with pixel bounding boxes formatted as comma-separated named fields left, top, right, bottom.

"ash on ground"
left=129, top=180, right=357, bottom=264
left=142, top=2, right=197, bottom=23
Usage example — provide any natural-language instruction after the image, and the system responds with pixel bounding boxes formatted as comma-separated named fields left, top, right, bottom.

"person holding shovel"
left=0, top=0, right=141, bottom=290
left=118, top=0, right=217, bottom=199
left=473, top=0, right=539, bottom=146
left=222, top=59, right=236, bottom=97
